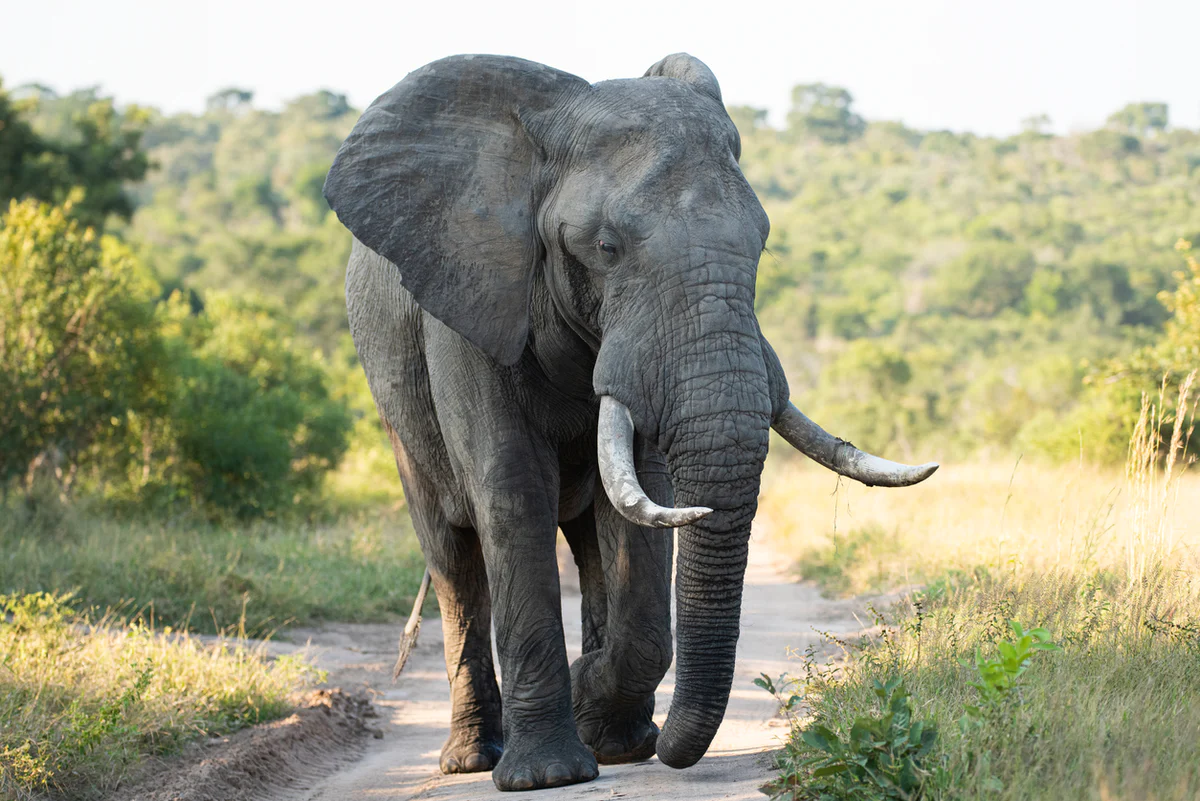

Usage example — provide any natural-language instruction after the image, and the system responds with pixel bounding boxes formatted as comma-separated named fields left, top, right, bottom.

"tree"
left=929, top=242, right=1037, bottom=319
left=0, top=196, right=161, bottom=491
left=1024, top=240, right=1200, bottom=463
left=153, top=291, right=353, bottom=516
left=1020, top=114, right=1052, bottom=136
left=0, top=79, right=150, bottom=229
left=206, top=87, right=254, bottom=113
left=0, top=80, right=53, bottom=206
left=1106, top=102, right=1169, bottom=138
left=283, top=90, right=352, bottom=121
left=786, top=83, right=865, bottom=144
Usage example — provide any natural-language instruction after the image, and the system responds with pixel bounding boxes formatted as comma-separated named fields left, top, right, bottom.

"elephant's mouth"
left=595, top=394, right=938, bottom=529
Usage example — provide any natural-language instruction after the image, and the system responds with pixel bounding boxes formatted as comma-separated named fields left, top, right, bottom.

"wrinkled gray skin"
left=327, top=54, right=804, bottom=791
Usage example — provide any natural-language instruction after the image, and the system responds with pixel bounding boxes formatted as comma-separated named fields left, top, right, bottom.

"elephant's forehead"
left=572, top=79, right=736, bottom=155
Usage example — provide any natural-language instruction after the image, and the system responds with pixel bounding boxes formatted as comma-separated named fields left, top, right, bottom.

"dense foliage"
left=0, top=196, right=160, bottom=490
left=738, top=94, right=1199, bottom=461
left=0, top=82, right=355, bottom=515
left=0, top=80, right=149, bottom=229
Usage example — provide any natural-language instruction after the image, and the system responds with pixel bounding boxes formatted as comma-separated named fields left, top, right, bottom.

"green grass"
left=765, top=567, right=1200, bottom=800
left=790, top=523, right=910, bottom=597
left=0, top=503, right=426, bottom=636
left=0, top=592, right=319, bottom=800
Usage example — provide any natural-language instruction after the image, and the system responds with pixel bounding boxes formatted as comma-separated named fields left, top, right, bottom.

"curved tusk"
left=597, top=396, right=713, bottom=528
left=773, top=402, right=939, bottom=488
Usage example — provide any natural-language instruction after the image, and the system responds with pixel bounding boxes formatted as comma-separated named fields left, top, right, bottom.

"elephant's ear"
left=324, top=55, right=588, bottom=365
left=643, top=54, right=722, bottom=104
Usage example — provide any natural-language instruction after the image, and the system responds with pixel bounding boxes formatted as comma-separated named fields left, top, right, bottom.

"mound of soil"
left=109, top=689, right=377, bottom=801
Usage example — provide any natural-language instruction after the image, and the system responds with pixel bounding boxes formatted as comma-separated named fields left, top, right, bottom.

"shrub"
left=0, top=196, right=162, bottom=492
left=129, top=291, right=354, bottom=517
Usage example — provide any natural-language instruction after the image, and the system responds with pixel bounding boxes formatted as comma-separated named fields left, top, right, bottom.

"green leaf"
left=811, top=763, right=850, bottom=777
left=802, top=726, right=837, bottom=753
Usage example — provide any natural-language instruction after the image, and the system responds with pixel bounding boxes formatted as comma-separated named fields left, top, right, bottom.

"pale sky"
left=3, top=0, right=1197, bottom=136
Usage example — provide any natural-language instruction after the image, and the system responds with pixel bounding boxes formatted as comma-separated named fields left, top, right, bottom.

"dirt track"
left=268, top=528, right=869, bottom=801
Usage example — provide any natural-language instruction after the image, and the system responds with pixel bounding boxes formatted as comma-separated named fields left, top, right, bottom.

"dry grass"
left=759, top=423, right=1200, bottom=597
left=761, top=373, right=1200, bottom=800
left=0, top=592, right=319, bottom=800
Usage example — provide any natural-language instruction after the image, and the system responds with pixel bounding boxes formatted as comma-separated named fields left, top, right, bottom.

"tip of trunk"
left=656, top=722, right=715, bottom=768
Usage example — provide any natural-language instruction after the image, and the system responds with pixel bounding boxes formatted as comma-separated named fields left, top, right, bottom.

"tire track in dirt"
left=277, top=527, right=868, bottom=801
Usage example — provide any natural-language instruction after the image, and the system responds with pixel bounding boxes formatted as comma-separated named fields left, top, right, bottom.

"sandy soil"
left=269, top=527, right=870, bottom=801
left=109, top=689, right=377, bottom=801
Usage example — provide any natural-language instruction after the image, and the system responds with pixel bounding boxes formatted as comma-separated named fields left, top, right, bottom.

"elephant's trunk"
left=656, top=490, right=758, bottom=768
left=654, top=342, right=772, bottom=768
left=591, top=254, right=770, bottom=768
left=654, top=410, right=768, bottom=768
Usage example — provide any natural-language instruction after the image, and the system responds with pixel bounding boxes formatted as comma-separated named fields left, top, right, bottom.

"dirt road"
left=279, top=530, right=866, bottom=801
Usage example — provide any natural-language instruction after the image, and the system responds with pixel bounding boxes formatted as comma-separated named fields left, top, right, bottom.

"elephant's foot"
left=440, top=728, right=503, bottom=774
left=575, top=701, right=659, bottom=764
left=491, top=730, right=598, bottom=791
left=572, top=652, right=661, bottom=764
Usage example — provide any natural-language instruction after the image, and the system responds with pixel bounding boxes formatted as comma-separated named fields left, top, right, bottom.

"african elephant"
left=324, top=53, right=936, bottom=792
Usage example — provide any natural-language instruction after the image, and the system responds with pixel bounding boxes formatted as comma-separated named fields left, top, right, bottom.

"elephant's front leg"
left=441, top=443, right=590, bottom=796
left=428, top=339, right=597, bottom=790
left=570, top=465, right=674, bottom=764
left=473, top=474, right=599, bottom=791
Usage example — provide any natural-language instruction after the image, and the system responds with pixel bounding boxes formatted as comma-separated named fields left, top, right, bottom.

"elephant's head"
left=324, top=54, right=937, bottom=769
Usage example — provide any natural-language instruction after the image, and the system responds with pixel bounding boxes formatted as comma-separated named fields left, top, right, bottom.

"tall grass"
left=0, top=592, right=318, bottom=800
left=759, top=386, right=1199, bottom=596
left=761, top=373, right=1199, bottom=800
left=1125, top=371, right=1196, bottom=586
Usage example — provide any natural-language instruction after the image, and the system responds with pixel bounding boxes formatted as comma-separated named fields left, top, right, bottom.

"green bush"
left=0, top=197, right=353, bottom=518
left=764, top=677, right=941, bottom=800
left=0, top=196, right=162, bottom=491
left=767, top=569, right=1200, bottom=800
left=149, top=291, right=353, bottom=516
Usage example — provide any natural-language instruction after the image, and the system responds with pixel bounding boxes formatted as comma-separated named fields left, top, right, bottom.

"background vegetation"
left=4, top=77, right=1197, bottom=514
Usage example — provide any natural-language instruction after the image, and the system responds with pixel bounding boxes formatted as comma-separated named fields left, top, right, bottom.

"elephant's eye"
left=597, top=240, right=617, bottom=256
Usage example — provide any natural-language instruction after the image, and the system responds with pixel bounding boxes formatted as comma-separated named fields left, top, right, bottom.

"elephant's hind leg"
left=426, top=523, right=504, bottom=774
left=561, top=509, right=607, bottom=657
left=387, top=427, right=503, bottom=774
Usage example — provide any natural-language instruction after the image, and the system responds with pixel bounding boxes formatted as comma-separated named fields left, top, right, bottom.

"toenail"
left=543, top=762, right=572, bottom=785
left=510, top=770, right=535, bottom=791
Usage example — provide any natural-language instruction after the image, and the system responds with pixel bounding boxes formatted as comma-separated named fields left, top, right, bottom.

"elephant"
left=323, top=53, right=937, bottom=792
